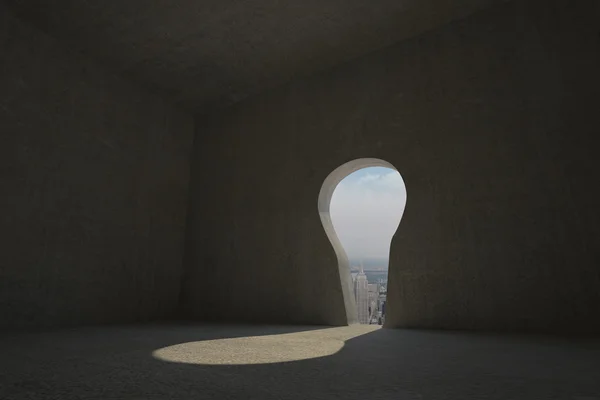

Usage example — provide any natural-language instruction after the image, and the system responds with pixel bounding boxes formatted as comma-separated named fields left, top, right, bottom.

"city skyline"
left=331, top=167, right=402, bottom=324
left=351, top=262, right=387, bottom=325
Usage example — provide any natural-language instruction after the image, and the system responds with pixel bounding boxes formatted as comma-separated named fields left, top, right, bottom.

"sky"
left=329, top=167, right=406, bottom=262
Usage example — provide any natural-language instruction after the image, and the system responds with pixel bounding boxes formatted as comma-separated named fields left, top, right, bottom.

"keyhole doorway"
left=318, top=159, right=406, bottom=325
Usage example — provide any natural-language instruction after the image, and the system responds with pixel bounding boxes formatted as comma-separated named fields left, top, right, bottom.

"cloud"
left=356, top=173, right=380, bottom=184
left=329, top=168, right=406, bottom=261
left=355, top=172, right=404, bottom=189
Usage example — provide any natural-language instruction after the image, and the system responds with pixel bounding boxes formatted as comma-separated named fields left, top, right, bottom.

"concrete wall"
left=184, top=0, right=600, bottom=333
left=0, top=4, right=194, bottom=330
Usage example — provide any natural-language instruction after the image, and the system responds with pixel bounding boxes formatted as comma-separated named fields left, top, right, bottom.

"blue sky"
left=329, top=167, right=406, bottom=261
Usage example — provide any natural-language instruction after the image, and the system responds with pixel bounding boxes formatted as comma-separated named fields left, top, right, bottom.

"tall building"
left=353, top=262, right=369, bottom=324
left=368, top=283, right=380, bottom=323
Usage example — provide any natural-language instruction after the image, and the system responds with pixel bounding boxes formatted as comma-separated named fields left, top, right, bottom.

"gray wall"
left=184, top=0, right=600, bottom=333
left=0, top=4, right=194, bottom=330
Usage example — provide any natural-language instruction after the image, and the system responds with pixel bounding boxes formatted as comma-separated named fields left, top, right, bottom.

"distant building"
left=368, top=283, right=379, bottom=323
left=353, top=262, right=369, bottom=324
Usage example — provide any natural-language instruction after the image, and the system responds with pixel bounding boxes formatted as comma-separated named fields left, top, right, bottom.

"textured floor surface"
left=1, top=323, right=599, bottom=399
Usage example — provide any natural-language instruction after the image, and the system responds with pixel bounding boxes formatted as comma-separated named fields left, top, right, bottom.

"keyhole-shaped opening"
left=318, top=159, right=406, bottom=325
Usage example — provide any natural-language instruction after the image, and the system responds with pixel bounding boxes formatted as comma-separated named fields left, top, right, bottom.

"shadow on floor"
left=1, top=323, right=599, bottom=399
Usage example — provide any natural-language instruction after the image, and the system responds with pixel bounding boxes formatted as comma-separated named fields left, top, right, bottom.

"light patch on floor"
left=153, top=325, right=380, bottom=365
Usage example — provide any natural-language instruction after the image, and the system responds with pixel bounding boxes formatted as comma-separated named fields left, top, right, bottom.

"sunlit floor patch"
left=152, top=325, right=379, bottom=365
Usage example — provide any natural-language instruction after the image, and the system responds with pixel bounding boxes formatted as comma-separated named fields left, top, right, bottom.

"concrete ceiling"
left=6, top=0, right=503, bottom=113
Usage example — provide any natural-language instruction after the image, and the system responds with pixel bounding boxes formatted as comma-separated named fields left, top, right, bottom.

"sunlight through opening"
left=152, top=326, right=379, bottom=365
left=318, top=159, right=406, bottom=325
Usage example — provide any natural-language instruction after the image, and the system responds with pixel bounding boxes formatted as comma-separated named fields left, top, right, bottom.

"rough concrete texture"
left=1, top=324, right=599, bottom=399
left=5, top=0, right=502, bottom=111
left=0, top=4, right=194, bottom=330
left=184, top=0, right=600, bottom=333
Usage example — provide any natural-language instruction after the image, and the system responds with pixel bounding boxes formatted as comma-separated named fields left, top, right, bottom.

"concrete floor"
left=0, top=324, right=599, bottom=399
